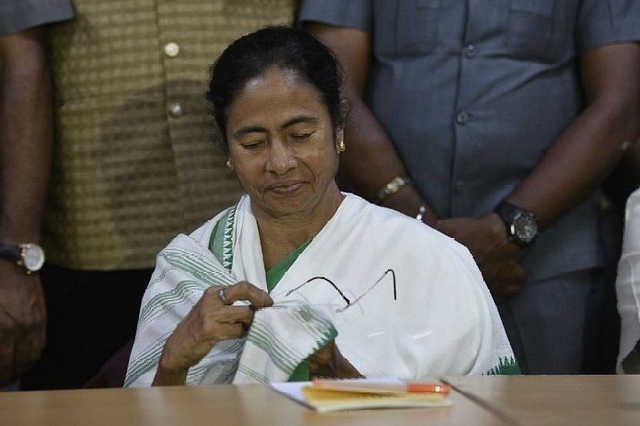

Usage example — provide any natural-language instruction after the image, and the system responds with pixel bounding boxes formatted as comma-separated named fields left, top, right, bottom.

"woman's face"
left=226, top=66, right=342, bottom=219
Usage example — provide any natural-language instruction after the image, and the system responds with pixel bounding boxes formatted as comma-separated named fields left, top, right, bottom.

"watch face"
left=23, top=244, right=45, bottom=272
left=512, top=212, right=539, bottom=245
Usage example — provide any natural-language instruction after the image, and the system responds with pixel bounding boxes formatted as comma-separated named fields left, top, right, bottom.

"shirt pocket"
left=374, top=0, right=441, bottom=56
left=506, top=0, right=561, bottom=63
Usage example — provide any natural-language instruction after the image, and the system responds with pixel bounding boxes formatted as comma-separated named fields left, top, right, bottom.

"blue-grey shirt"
left=299, top=0, right=640, bottom=281
left=0, top=0, right=74, bottom=36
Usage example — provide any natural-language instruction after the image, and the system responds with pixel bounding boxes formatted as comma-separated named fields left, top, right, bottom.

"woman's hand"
left=152, top=281, right=273, bottom=386
left=309, top=340, right=363, bottom=379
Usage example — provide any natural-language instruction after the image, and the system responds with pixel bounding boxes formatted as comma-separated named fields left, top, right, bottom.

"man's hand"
left=0, top=262, right=46, bottom=386
left=437, top=213, right=526, bottom=304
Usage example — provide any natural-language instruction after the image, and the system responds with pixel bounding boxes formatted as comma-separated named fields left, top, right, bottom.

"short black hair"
left=206, top=25, right=344, bottom=154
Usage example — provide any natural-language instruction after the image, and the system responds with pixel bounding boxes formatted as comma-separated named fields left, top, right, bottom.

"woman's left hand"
left=309, top=340, right=364, bottom=379
left=153, top=281, right=273, bottom=385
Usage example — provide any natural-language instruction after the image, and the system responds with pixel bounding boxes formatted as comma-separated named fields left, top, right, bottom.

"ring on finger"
left=218, top=288, right=229, bottom=305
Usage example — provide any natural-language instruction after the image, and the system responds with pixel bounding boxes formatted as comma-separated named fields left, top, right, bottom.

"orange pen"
left=311, top=378, right=452, bottom=396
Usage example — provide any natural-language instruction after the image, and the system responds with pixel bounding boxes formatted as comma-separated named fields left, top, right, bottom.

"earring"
left=337, top=139, right=346, bottom=153
left=226, top=159, right=233, bottom=169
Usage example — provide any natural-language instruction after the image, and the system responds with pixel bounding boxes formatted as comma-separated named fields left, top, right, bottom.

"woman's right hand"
left=152, top=281, right=273, bottom=386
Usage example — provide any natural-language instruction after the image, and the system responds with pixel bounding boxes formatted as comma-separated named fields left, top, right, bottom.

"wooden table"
left=1, top=382, right=505, bottom=426
left=444, top=375, right=640, bottom=426
left=2, top=376, right=639, bottom=425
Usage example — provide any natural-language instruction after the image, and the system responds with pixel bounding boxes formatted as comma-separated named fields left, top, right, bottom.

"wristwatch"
left=494, top=201, right=539, bottom=247
left=0, top=243, right=46, bottom=274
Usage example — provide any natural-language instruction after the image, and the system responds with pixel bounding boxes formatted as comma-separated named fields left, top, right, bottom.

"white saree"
left=125, top=194, right=517, bottom=387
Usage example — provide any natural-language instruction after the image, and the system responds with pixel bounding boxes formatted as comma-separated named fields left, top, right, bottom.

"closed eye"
left=290, top=131, right=314, bottom=142
left=241, top=140, right=266, bottom=150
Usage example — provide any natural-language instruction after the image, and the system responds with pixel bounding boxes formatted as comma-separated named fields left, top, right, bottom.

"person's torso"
left=298, top=0, right=640, bottom=278
left=44, top=0, right=298, bottom=270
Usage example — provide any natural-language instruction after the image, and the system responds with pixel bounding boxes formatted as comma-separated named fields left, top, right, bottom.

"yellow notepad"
left=271, top=378, right=452, bottom=413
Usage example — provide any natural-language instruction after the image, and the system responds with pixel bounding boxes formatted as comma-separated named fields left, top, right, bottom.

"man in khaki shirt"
left=1, top=0, right=299, bottom=390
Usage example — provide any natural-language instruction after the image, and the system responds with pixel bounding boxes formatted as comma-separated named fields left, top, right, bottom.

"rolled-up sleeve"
left=0, top=0, right=74, bottom=36
left=298, top=0, right=372, bottom=32
left=576, top=0, right=640, bottom=55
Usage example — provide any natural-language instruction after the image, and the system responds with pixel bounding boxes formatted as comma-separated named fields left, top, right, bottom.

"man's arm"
left=0, top=27, right=53, bottom=386
left=505, top=42, right=640, bottom=228
left=307, top=23, right=438, bottom=225
left=306, top=22, right=522, bottom=301
left=438, top=42, right=640, bottom=301
left=309, top=20, right=640, bottom=302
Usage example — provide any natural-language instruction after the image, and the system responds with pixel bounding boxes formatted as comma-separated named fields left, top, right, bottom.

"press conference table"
left=2, top=375, right=639, bottom=426
left=443, top=375, right=640, bottom=425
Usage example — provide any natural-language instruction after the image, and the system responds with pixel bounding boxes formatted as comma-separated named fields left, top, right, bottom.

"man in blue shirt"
left=298, top=0, right=640, bottom=374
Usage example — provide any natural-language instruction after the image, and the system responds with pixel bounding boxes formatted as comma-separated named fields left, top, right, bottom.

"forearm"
left=152, top=339, right=193, bottom=386
left=152, top=363, right=189, bottom=386
left=506, top=43, right=640, bottom=229
left=0, top=28, right=53, bottom=243
left=339, top=94, right=408, bottom=198
left=341, top=93, right=438, bottom=223
left=307, top=22, right=438, bottom=224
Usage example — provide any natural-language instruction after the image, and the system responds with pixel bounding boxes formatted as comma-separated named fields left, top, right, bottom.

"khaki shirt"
left=44, top=0, right=298, bottom=269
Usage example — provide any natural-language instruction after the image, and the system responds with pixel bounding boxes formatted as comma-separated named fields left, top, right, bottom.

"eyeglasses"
left=275, top=268, right=397, bottom=313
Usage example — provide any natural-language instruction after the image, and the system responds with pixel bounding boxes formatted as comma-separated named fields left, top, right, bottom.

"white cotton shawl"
left=125, top=194, right=516, bottom=387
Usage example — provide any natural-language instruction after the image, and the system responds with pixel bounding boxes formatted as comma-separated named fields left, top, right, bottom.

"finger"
left=218, top=322, right=247, bottom=340
left=490, top=278, right=523, bottom=303
left=12, top=321, right=46, bottom=378
left=193, top=320, right=247, bottom=343
left=221, top=281, right=273, bottom=308
left=12, top=311, right=47, bottom=378
left=209, top=305, right=256, bottom=328
left=310, top=341, right=335, bottom=362
left=217, top=287, right=230, bottom=305
left=0, top=338, right=15, bottom=386
left=505, top=283, right=523, bottom=297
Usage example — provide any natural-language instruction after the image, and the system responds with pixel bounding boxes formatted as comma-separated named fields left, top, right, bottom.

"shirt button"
left=456, top=110, right=470, bottom=124
left=464, top=44, right=477, bottom=58
left=164, top=42, right=180, bottom=57
left=454, top=180, right=465, bottom=193
left=168, top=103, right=183, bottom=117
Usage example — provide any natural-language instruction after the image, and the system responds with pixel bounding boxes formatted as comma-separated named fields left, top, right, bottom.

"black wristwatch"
left=0, top=243, right=46, bottom=274
left=494, top=201, right=539, bottom=247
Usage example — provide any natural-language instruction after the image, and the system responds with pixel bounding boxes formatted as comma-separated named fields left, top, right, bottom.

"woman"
left=125, top=26, right=517, bottom=387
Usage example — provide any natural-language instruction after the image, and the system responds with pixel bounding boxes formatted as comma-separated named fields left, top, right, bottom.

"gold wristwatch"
left=0, top=243, right=46, bottom=274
